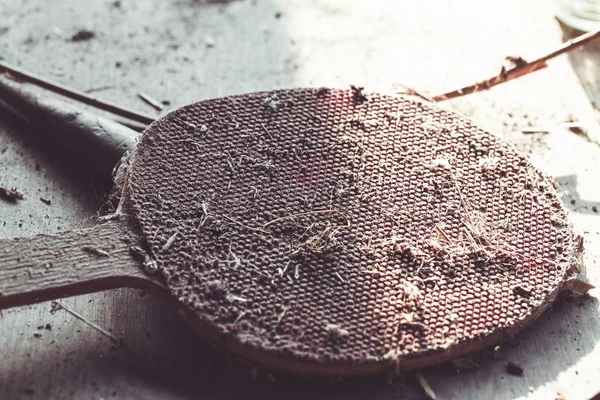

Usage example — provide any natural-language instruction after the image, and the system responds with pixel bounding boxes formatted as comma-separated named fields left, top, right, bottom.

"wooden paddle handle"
left=0, top=219, right=167, bottom=310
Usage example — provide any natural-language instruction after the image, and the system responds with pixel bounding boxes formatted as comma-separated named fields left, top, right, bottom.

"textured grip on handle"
left=0, top=219, right=166, bottom=310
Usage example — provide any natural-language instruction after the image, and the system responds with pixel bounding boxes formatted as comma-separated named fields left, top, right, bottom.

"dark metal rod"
left=0, top=60, right=155, bottom=125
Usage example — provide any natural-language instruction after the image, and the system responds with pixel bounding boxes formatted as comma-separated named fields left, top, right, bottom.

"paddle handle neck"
left=0, top=218, right=166, bottom=310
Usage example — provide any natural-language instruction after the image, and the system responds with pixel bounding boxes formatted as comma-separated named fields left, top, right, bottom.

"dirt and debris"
left=325, top=323, right=349, bottom=343
left=39, top=197, right=52, bottom=205
left=129, top=246, right=158, bottom=274
left=513, top=286, right=532, bottom=298
left=505, top=361, right=524, bottom=376
left=129, top=246, right=147, bottom=261
left=316, top=87, right=330, bottom=96
left=49, top=301, right=62, bottom=314
left=81, top=245, right=110, bottom=257
left=205, top=36, right=216, bottom=48
left=206, top=280, right=227, bottom=299
left=33, top=333, right=42, bottom=338
left=350, top=85, right=368, bottom=103
left=506, top=55, right=528, bottom=68
left=566, top=124, right=589, bottom=138
left=0, top=187, right=24, bottom=202
left=70, top=30, right=96, bottom=42
left=564, top=115, right=590, bottom=139
left=263, top=94, right=283, bottom=111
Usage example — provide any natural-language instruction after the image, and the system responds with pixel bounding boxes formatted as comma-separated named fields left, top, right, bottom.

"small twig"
left=161, top=231, right=178, bottom=252
left=450, top=172, right=471, bottom=216
left=81, top=245, right=110, bottom=257
left=222, top=215, right=268, bottom=233
left=84, top=85, right=114, bottom=94
left=278, top=260, right=291, bottom=277
left=221, top=152, right=236, bottom=174
left=249, top=267, right=271, bottom=278
left=233, top=311, right=249, bottom=324
left=261, top=123, right=273, bottom=139
left=396, top=84, right=434, bottom=102
left=521, top=128, right=550, bottom=135
left=277, top=307, right=288, bottom=323
left=264, top=210, right=349, bottom=227
left=225, top=244, right=242, bottom=269
left=415, top=372, right=437, bottom=400
left=434, top=225, right=451, bottom=243
left=433, top=29, right=600, bottom=101
left=137, top=92, right=164, bottom=111
left=54, top=300, right=120, bottom=344
left=0, top=60, right=155, bottom=125
left=198, top=201, right=209, bottom=227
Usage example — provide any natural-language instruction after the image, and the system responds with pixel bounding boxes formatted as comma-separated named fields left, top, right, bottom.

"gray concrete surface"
left=1, top=0, right=599, bottom=399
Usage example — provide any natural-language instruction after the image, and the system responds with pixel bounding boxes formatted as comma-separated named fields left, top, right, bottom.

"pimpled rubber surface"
left=123, top=88, right=579, bottom=373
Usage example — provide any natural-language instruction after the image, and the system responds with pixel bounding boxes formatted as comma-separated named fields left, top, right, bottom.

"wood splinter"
left=565, top=274, right=595, bottom=294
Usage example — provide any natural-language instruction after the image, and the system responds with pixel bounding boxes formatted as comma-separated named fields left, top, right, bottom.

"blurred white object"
left=556, top=0, right=600, bottom=31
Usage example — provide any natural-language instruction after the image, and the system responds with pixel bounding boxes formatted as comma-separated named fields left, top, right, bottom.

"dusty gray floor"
left=1, top=0, right=599, bottom=399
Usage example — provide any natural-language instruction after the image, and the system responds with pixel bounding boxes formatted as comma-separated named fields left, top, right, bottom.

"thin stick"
left=277, top=307, right=288, bottom=323
left=161, top=231, right=178, bottom=252
left=222, top=215, right=268, bottom=233
left=261, top=123, right=273, bottom=139
left=433, top=29, right=600, bottom=102
left=54, top=300, right=120, bottom=343
left=395, top=84, right=434, bottom=102
left=434, top=225, right=451, bottom=243
left=137, top=92, right=164, bottom=111
left=264, top=210, right=349, bottom=227
left=85, top=85, right=114, bottom=94
left=416, top=372, right=437, bottom=400
left=0, top=60, right=155, bottom=125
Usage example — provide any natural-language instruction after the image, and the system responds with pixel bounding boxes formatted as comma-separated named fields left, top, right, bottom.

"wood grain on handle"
left=0, top=219, right=168, bottom=310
